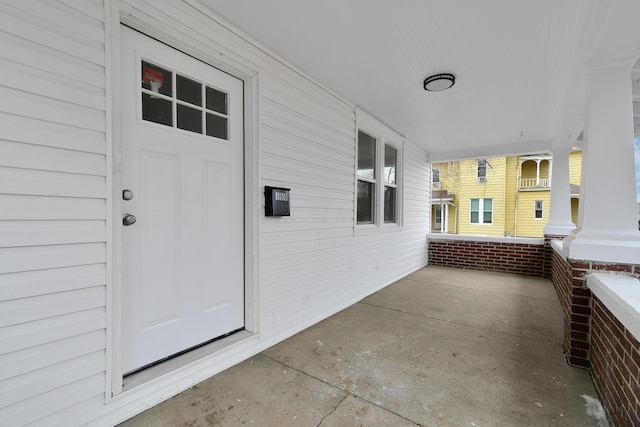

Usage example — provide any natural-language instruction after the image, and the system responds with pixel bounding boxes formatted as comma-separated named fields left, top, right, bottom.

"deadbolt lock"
left=122, top=214, right=137, bottom=226
left=122, top=189, right=134, bottom=200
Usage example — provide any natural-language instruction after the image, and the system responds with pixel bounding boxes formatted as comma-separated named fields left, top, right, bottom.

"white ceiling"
left=197, top=0, right=640, bottom=161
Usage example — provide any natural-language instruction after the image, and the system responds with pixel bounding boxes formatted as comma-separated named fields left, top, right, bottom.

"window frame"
left=355, top=110, right=403, bottom=233
left=432, top=167, right=440, bottom=188
left=534, top=200, right=544, bottom=220
left=470, top=198, right=493, bottom=224
left=477, top=160, right=487, bottom=183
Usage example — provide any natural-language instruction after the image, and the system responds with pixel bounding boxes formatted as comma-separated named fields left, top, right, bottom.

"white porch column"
left=544, top=143, right=575, bottom=236
left=563, top=59, right=640, bottom=263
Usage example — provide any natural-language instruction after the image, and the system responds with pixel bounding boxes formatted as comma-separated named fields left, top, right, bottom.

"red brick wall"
left=591, top=295, right=640, bottom=427
left=428, top=239, right=545, bottom=277
left=550, top=251, right=592, bottom=368
left=543, top=234, right=566, bottom=278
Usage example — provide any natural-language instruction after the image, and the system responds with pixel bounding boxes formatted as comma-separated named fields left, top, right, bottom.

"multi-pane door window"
left=356, top=126, right=401, bottom=227
left=534, top=200, right=544, bottom=220
left=470, top=198, right=492, bottom=224
left=477, top=160, right=487, bottom=183
left=141, top=60, right=229, bottom=140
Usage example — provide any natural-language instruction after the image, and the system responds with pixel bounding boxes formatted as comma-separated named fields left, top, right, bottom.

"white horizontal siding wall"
left=259, top=86, right=430, bottom=338
left=0, top=0, right=108, bottom=425
left=0, top=0, right=430, bottom=424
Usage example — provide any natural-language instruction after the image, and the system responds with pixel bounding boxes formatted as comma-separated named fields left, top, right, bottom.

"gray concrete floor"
left=120, top=266, right=609, bottom=427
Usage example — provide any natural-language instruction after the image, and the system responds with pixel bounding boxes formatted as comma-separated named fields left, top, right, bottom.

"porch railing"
left=519, top=178, right=550, bottom=189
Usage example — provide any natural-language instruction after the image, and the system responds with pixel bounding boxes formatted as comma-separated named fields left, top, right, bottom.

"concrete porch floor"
left=120, top=266, right=609, bottom=427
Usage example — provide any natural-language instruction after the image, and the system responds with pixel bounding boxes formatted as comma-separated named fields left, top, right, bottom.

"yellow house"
left=432, top=151, right=582, bottom=237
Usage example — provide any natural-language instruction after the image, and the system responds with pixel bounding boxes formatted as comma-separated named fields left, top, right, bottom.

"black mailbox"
left=264, top=186, right=290, bottom=217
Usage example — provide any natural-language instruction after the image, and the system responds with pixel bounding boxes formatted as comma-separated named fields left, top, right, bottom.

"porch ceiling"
left=196, top=0, right=640, bottom=161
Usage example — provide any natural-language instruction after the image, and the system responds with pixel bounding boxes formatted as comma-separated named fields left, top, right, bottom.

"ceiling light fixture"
left=423, top=73, right=455, bottom=92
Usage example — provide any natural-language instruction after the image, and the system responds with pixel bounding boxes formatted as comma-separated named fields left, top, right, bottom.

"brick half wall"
left=428, top=236, right=545, bottom=277
left=591, top=294, right=640, bottom=427
left=550, top=246, right=640, bottom=370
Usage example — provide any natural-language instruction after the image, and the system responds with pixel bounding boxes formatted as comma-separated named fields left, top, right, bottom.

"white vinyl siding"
left=0, top=0, right=108, bottom=425
left=1, top=1, right=431, bottom=425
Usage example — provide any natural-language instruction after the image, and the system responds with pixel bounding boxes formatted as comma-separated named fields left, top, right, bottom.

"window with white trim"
left=356, top=112, right=402, bottom=229
left=534, top=200, right=543, bottom=220
left=477, top=160, right=487, bottom=183
left=383, top=144, right=398, bottom=223
left=357, top=130, right=376, bottom=224
left=432, top=168, right=440, bottom=188
left=470, top=198, right=492, bottom=224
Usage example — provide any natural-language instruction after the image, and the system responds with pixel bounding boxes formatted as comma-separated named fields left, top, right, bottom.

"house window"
left=477, top=160, right=487, bottom=183
left=470, top=198, right=492, bottom=224
left=356, top=112, right=403, bottom=229
left=534, top=200, right=543, bottom=220
left=357, top=130, right=376, bottom=224
left=384, top=144, right=398, bottom=223
left=432, top=168, right=440, bottom=188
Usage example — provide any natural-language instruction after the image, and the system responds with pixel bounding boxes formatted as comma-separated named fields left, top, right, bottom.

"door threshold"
left=122, top=330, right=255, bottom=391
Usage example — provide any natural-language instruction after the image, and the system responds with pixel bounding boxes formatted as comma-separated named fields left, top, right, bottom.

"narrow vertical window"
left=384, top=144, right=398, bottom=223
left=477, top=160, right=487, bottom=183
left=534, top=200, right=543, bottom=219
left=432, top=168, right=440, bottom=188
left=357, top=131, right=376, bottom=224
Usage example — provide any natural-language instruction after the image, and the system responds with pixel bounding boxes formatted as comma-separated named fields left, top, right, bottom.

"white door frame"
left=107, top=5, right=261, bottom=398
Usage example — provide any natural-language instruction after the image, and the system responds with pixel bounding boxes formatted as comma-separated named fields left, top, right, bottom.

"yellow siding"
left=521, top=160, right=538, bottom=179
left=516, top=191, right=550, bottom=237
left=504, top=157, right=519, bottom=236
left=539, top=160, right=551, bottom=179
left=571, top=198, right=579, bottom=226
left=569, top=151, right=582, bottom=186
left=456, top=157, right=507, bottom=237
left=432, top=151, right=582, bottom=237
left=569, top=151, right=582, bottom=227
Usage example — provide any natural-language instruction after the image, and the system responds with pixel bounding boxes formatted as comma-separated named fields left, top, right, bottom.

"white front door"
left=120, top=26, right=244, bottom=374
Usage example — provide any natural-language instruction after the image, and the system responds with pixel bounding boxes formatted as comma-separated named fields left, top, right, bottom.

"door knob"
left=123, top=214, right=137, bottom=226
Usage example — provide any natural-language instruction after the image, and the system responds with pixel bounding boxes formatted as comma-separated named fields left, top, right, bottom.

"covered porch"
left=121, top=266, right=607, bottom=426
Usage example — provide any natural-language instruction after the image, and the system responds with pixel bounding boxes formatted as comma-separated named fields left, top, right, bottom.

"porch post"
left=543, top=143, right=575, bottom=236
left=563, top=58, right=640, bottom=263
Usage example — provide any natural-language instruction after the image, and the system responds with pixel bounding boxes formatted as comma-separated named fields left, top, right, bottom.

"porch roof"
left=198, top=0, right=640, bottom=161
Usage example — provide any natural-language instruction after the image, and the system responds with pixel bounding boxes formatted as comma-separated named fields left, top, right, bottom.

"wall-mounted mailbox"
left=264, top=186, right=290, bottom=217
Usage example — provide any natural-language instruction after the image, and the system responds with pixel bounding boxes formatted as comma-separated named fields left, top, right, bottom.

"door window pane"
left=384, top=145, right=397, bottom=184
left=142, top=93, right=172, bottom=126
left=141, top=61, right=172, bottom=96
left=357, top=131, right=376, bottom=179
left=176, top=74, right=202, bottom=106
left=206, top=114, right=228, bottom=139
left=206, top=87, right=227, bottom=114
left=177, top=104, right=202, bottom=133
left=357, top=180, right=374, bottom=224
left=384, top=186, right=396, bottom=223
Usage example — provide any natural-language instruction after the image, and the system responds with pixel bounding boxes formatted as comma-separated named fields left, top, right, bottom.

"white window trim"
left=470, top=197, right=493, bottom=225
left=534, top=200, right=544, bottom=220
left=477, top=160, right=487, bottom=183
left=432, top=167, right=440, bottom=188
left=355, top=108, right=403, bottom=234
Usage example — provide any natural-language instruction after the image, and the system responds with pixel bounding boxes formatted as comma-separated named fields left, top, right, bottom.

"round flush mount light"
left=423, top=73, right=455, bottom=92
